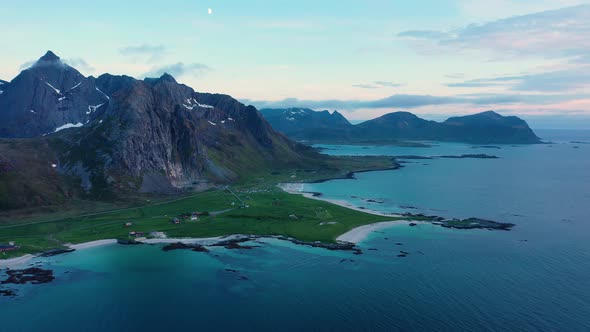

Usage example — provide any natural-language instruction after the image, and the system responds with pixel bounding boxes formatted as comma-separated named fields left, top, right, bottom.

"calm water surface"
left=1, top=130, right=589, bottom=331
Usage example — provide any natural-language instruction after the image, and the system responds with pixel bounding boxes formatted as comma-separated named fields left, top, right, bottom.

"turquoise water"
left=1, top=130, right=589, bottom=331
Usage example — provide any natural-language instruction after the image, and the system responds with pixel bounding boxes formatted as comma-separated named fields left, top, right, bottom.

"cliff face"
left=0, top=52, right=316, bottom=208
left=69, top=73, right=301, bottom=191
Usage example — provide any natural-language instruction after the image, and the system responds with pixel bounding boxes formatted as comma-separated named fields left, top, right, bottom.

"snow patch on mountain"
left=44, top=81, right=61, bottom=95
left=96, top=87, right=110, bottom=100
left=183, top=98, right=214, bottom=110
left=68, top=82, right=82, bottom=91
left=53, top=122, right=84, bottom=133
left=87, top=103, right=104, bottom=115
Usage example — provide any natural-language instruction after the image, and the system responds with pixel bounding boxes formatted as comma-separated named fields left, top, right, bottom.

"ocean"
left=1, top=129, right=589, bottom=331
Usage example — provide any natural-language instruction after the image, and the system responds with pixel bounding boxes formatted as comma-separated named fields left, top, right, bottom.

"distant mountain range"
left=260, top=108, right=541, bottom=144
left=259, top=108, right=354, bottom=142
left=0, top=51, right=541, bottom=210
left=0, top=51, right=318, bottom=209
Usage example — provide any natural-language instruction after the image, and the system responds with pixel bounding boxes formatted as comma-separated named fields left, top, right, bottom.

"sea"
left=1, top=129, right=589, bottom=331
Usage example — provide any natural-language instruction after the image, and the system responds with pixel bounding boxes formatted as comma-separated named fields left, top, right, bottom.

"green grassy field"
left=0, top=155, right=407, bottom=259
left=0, top=186, right=406, bottom=259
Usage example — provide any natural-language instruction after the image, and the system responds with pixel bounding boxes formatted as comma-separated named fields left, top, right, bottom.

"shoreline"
left=141, top=234, right=247, bottom=246
left=304, top=166, right=401, bottom=184
left=0, top=220, right=422, bottom=267
left=336, top=220, right=422, bottom=244
left=0, top=254, right=36, bottom=268
left=2, top=183, right=410, bottom=265
left=67, top=239, right=118, bottom=250
left=279, top=183, right=403, bottom=218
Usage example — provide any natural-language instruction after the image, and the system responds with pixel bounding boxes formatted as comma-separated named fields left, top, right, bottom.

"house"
left=289, top=214, right=299, bottom=220
left=171, top=218, right=181, bottom=224
left=124, top=222, right=133, bottom=227
left=128, top=231, right=144, bottom=238
left=0, top=244, right=19, bottom=252
left=190, top=213, right=199, bottom=221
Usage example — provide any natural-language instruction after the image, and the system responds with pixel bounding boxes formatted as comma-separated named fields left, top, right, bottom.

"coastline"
left=67, top=239, right=118, bottom=250
left=279, top=183, right=403, bottom=218
left=0, top=220, right=422, bottom=267
left=2, top=183, right=410, bottom=264
left=336, top=220, right=421, bottom=244
left=141, top=234, right=246, bottom=245
left=0, top=254, right=36, bottom=268
left=304, top=165, right=401, bottom=184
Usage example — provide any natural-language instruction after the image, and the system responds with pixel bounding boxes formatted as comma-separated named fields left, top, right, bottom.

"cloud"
left=353, top=81, right=404, bottom=89
left=19, top=57, right=95, bottom=74
left=246, top=93, right=589, bottom=111
left=448, top=67, right=590, bottom=92
left=352, top=84, right=378, bottom=89
left=142, top=62, right=211, bottom=79
left=398, top=4, right=590, bottom=60
left=63, top=58, right=95, bottom=74
left=447, top=76, right=521, bottom=88
left=119, top=44, right=166, bottom=61
left=513, top=69, right=590, bottom=92
left=19, top=61, right=35, bottom=70
left=374, top=81, right=404, bottom=88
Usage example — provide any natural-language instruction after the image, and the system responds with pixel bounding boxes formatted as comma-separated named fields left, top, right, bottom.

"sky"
left=1, top=0, right=589, bottom=128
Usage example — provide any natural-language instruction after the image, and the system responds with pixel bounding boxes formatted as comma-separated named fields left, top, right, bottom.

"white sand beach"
left=68, top=239, right=118, bottom=250
left=336, top=220, right=421, bottom=244
left=142, top=234, right=248, bottom=246
left=0, top=254, right=36, bottom=268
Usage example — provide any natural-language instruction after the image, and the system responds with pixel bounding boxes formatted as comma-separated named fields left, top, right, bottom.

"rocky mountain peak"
left=145, top=73, right=178, bottom=86
left=34, top=51, right=64, bottom=67
left=469, top=110, right=501, bottom=117
left=158, top=73, right=177, bottom=83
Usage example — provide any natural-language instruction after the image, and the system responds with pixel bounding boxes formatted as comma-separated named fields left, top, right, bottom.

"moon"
left=208, top=8, right=213, bottom=15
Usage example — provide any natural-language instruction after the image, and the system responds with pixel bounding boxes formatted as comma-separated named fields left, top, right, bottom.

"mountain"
left=355, top=111, right=437, bottom=141
left=261, top=109, right=540, bottom=144
left=436, top=111, right=540, bottom=144
left=0, top=51, right=321, bottom=210
left=0, top=51, right=110, bottom=138
left=259, top=108, right=354, bottom=141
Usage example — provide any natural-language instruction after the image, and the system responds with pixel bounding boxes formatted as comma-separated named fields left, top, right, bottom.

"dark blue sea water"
left=1, top=130, right=589, bottom=331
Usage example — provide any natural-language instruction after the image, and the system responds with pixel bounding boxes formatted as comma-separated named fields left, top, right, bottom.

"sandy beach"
left=142, top=234, right=247, bottom=246
left=336, top=220, right=418, bottom=244
left=68, top=239, right=118, bottom=250
left=0, top=254, right=36, bottom=268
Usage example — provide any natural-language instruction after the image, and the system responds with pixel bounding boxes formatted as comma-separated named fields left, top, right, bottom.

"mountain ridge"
left=0, top=51, right=326, bottom=210
left=260, top=109, right=541, bottom=144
